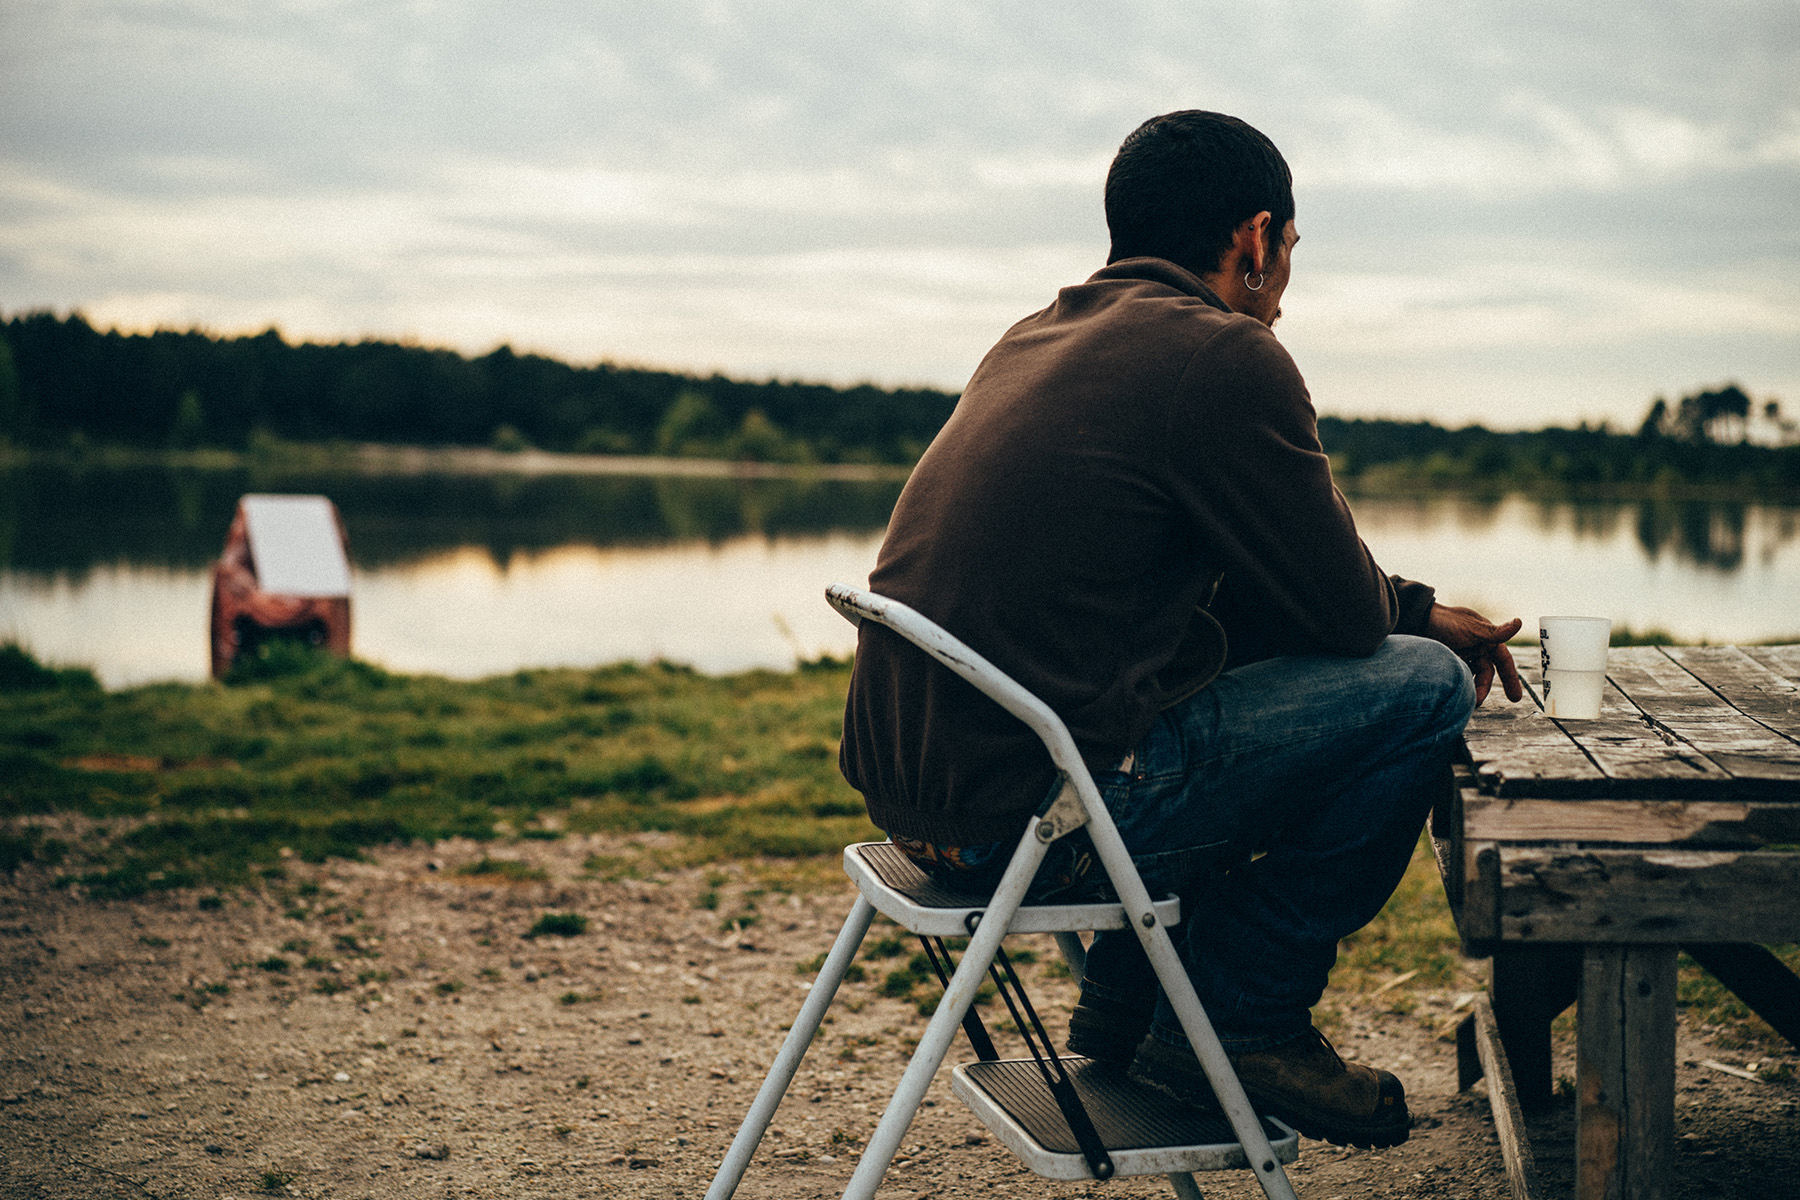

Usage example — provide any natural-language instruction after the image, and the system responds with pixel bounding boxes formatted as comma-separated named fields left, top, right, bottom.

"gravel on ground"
left=2, top=834, right=1794, bottom=1199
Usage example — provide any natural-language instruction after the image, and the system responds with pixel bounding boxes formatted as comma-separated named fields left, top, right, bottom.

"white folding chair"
left=705, top=584, right=1301, bottom=1200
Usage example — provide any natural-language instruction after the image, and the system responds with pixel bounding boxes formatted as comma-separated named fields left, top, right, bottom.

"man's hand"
left=1426, top=603, right=1524, bottom=705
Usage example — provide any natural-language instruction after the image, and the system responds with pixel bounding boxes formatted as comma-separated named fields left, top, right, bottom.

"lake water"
left=3, top=464, right=1798, bottom=688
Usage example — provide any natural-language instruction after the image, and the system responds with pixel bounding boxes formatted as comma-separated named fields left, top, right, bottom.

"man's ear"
left=1240, top=211, right=1273, bottom=275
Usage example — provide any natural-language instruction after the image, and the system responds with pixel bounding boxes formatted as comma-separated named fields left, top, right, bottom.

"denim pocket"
left=1128, top=709, right=1191, bottom=784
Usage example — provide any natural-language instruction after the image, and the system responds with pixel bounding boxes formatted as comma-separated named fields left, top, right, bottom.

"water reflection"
left=1363, top=493, right=1779, bottom=574
left=4, top=465, right=1800, bottom=685
left=0, top=464, right=903, bottom=576
left=1629, top=500, right=1748, bottom=571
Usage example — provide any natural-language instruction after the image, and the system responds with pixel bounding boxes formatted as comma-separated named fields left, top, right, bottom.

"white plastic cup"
left=1543, top=668, right=1605, bottom=719
left=1539, top=615, right=1611, bottom=673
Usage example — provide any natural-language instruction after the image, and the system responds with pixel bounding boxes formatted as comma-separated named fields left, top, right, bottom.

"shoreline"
left=9, top=441, right=1800, bottom=501
left=0, top=440, right=914, bottom=482
left=350, top=443, right=914, bottom=482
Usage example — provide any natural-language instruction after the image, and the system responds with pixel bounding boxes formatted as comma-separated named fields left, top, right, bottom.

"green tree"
left=1672, top=384, right=1752, bottom=444
left=656, top=389, right=726, bottom=456
left=728, top=408, right=807, bottom=463
left=490, top=423, right=531, bottom=452
left=168, top=388, right=206, bottom=448
left=0, top=336, right=21, bottom=442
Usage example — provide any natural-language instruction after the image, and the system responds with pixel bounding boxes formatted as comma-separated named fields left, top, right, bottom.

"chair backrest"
left=826, top=583, right=1094, bottom=800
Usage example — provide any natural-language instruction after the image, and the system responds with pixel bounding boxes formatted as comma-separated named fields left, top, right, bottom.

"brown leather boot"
left=1066, top=985, right=1156, bottom=1065
left=1128, top=1027, right=1411, bottom=1149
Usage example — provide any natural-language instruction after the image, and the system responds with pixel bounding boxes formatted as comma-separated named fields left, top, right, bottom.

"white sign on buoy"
left=241, top=495, right=352, bottom=596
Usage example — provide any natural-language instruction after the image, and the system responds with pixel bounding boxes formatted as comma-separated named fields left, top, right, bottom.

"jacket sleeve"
left=1167, top=318, right=1433, bottom=657
left=1391, top=575, right=1438, bottom=637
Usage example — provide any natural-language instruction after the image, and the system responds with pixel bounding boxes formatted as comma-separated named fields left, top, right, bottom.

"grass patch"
left=15, top=641, right=1783, bottom=1051
left=456, top=857, right=548, bottom=883
left=0, top=645, right=872, bottom=895
left=1678, top=944, right=1800, bottom=1052
left=0, top=642, right=100, bottom=694
left=0, top=825, right=66, bottom=873
left=1331, top=832, right=1463, bottom=994
left=527, top=912, right=589, bottom=938
left=863, top=935, right=909, bottom=959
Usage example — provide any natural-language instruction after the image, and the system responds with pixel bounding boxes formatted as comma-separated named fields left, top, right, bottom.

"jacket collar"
left=1086, top=257, right=1232, bottom=313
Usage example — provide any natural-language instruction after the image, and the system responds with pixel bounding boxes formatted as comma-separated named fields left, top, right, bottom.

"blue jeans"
left=913, top=635, right=1475, bottom=1053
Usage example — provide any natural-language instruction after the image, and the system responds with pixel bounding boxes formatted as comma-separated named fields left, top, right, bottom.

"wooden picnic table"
left=1435, top=644, right=1800, bottom=1200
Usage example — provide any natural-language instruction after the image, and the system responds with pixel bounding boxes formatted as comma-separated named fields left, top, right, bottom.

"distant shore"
left=348, top=443, right=913, bottom=481
left=0, top=439, right=914, bottom=481
left=8, top=437, right=1800, bottom=502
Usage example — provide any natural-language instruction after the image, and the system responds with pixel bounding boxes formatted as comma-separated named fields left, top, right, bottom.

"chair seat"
left=952, top=1058, right=1299, bottom=1180
left=844, top=842, right=1181, bottom=937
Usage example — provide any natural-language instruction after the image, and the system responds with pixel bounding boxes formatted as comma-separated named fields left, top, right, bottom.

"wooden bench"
left=1435, top=645, right=1800, bottom=1200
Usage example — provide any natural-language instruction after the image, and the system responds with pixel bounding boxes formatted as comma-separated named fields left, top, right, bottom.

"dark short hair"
left=1104, top=111, right=1294, bottom=274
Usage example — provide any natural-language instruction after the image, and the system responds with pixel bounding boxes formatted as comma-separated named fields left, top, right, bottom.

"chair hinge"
left=1035, top=775, right=1089, bottom=843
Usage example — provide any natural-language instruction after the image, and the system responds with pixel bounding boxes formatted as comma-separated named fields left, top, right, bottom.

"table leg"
left=1682, top=943, right=1800, bottom=1050
left=1577, top=945, right=1675, bottom=1200
left=1490, top=944, right=1581, bottom=1110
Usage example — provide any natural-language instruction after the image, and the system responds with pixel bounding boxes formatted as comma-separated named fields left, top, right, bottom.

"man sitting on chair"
left=838, top=110, right=1522, bottom=1151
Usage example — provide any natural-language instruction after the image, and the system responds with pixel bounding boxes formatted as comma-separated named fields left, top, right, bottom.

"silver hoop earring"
left=1244, top=271, right=1266, bottom=292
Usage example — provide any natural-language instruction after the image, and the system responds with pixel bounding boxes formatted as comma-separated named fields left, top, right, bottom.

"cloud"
left=1, top=0, right=1796, bottom=427
left=1289, top=92, right=1785, bottom=197
left=1290, top=262, right=1800, bottom=356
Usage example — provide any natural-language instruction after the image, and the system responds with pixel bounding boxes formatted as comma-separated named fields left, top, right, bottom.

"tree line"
left=2, top=310, right=1795, bottom=490
left=0, top=311, right=955, bottom=465
left=1320, top=383, right=1800, bottom=492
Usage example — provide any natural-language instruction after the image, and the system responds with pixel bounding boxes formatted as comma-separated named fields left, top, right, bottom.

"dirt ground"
left=2, top=834, right=1795, bottom=1200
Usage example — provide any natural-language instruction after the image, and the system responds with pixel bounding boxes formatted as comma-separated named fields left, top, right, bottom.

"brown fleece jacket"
left=840, top=257, right=1436, bottom=845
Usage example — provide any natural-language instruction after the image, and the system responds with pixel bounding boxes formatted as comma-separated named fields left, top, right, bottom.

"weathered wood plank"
left=1460, top=841, right=1502, bottom=947
left=1560, top=676, right=1731, bottom=796
left=1463, top=654, right=1606, bottom=795
left=1577, top=946, right=1676, bottom=1200
left=1604, top=647, right=1800, bottom=789
left=1469, top=994, right=1544, bottom=1200
left=1664, top=646, right=1800, bottom=741
left=1496, top=848, right=1800, bottom=943
left=1458, top=1012, right=1482, bottom=1092
left=1462, top=796, right=1800, bottom=847
left=1432, top=833, right=1462, bottom=913
left=1466, top=645, right=1738, bottom=797
left=1743, top=644, right=1800, bottom=686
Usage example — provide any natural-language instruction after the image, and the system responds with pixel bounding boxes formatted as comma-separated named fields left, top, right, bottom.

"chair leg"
left=1168, top=1171, right=1207, bottom=1199
left=1077, top=814, right=1301, bottom=1200
left=704, top=895, right=875, bottom=1200
left=1053, top=931, right=1088, bottom=982
left=1142, top=923, right=1300, bottom=1200
left=840, top=829, right=1050, bottom=1200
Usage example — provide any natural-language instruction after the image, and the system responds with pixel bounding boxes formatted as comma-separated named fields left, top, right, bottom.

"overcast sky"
left=2, top=0, right=1795, bottom=429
